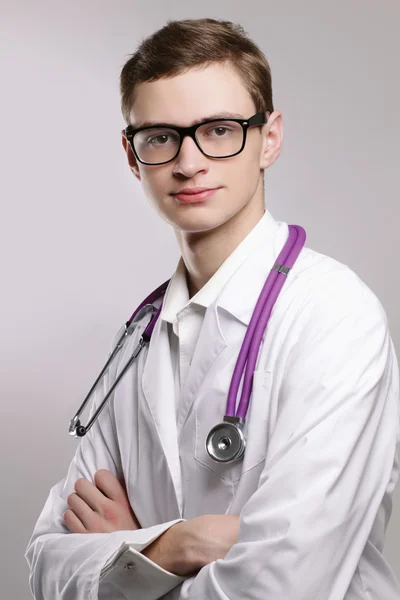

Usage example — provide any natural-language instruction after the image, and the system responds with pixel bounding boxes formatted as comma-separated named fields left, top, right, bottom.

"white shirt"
left=25, top=208, right=400, bottom=600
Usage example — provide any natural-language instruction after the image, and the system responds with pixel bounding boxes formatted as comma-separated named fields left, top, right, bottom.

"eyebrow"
left=133, top=112, right=245, bottom=129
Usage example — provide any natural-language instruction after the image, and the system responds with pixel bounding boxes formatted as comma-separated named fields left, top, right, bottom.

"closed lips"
left=173, top=187, right=217, bottom=194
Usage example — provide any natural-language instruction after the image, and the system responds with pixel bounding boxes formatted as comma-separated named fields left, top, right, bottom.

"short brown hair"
left=119, top=17, right=274, bottom=125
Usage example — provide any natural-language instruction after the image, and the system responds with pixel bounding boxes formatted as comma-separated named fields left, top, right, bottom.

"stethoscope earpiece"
left=69, top=416, right=86, bottom=438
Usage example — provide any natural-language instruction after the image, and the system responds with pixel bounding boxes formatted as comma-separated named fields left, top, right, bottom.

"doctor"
left=25, top=17, right=400, bottom=600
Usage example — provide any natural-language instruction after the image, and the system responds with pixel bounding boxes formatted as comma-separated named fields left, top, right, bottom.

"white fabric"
left=25, top=209, right=400, bottom=600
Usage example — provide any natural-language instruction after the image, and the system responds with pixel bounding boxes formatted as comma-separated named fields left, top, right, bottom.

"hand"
left=64, top=469, right=141, bottom=534
left=177, top=514, right=241, bottom=575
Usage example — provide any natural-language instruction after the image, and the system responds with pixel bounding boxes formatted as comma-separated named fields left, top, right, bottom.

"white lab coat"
left=25, top=211, right=400, bottom=600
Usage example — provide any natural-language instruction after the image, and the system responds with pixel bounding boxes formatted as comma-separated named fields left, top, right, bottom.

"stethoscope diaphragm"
left=206, top=416, right=246, bottom=463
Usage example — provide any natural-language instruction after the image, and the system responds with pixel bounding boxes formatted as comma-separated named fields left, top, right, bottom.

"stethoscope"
left=69, top=224, right=306, bottom=464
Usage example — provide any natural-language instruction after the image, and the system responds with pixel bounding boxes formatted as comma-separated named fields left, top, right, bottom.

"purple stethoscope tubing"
left=69, top=224, right=306, bottom=443
left=229, top=224, right=306, bottom=418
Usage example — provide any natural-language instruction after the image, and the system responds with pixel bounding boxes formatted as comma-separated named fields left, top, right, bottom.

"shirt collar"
left=160, top=208, right=285, bottom=326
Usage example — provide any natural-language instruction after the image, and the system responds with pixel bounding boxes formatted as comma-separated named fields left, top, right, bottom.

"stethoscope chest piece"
left=205, top=416, right=246, bottom=463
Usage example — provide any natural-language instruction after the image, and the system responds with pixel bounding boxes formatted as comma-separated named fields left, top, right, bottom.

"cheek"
left=140, top=173, right=172, bottom=211
left=224, top=155, right=261, bottom=195
left=140, top=172, right=162, bottom=196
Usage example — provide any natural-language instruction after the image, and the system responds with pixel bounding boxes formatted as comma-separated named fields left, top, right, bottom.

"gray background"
left=1, top=1, right=399, bottom=598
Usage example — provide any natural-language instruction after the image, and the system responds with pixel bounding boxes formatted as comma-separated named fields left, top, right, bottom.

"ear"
left=259, top=110, right=283, bottom=170
left=121, top=129, right=141, bottom=181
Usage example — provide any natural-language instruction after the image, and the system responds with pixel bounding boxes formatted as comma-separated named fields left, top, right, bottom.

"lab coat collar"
left=218, top=210, right=289, bottom=326
left=160, top=208, right=285, bottom=327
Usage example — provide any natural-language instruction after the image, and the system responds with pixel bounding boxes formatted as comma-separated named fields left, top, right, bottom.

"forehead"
left=129, top=62, right=255, bottom=128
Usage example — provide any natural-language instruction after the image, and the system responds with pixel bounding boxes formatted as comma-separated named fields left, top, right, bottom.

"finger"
left=94, top=469, right=129, bottom=504
left=74, top=477, right=108, bottom=512
left=67, top=492, right=98, bottom=531
left=63, top=508, right=86, bottom=534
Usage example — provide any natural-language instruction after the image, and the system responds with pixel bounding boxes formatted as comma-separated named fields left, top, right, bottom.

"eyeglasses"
left=124, top=111, right=269, bottom=166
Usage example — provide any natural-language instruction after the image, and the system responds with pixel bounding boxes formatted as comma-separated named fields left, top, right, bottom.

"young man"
left=25, top=18, right=400, bottom=600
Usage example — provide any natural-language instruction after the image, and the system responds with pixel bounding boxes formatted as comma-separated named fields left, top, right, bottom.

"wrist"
left=141, top=521, right=189, bottom=576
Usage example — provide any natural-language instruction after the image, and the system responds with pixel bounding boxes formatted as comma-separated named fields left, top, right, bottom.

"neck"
left=174, top=199, right=265, bottom=299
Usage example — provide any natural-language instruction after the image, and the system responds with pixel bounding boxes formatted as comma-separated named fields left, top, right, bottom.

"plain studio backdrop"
left=1, top=1, right=399, bottom=598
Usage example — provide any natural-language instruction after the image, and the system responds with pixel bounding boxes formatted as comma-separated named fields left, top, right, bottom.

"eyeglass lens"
left=133, top=120, right=244, bottom=164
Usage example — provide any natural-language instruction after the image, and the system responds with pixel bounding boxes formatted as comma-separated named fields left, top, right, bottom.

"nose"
left=173, top=133, right=209, bottom=173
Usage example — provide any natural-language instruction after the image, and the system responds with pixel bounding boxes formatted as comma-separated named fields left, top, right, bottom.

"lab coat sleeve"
left=174, top=272, right=400, bottom=600
left=24, top=324, right=190, bottom=600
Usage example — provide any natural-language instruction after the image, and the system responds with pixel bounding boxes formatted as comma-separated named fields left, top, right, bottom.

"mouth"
left=172, top=188, right=220, bottom=203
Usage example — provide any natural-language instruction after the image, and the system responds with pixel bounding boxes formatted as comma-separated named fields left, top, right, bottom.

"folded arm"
left=25, top=325, right=189, bottom=600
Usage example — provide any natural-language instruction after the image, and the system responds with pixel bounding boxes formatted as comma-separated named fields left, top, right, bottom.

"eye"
left=208, top=126, right=230, bottom=136
left=147, top=134, right=172, bottom=145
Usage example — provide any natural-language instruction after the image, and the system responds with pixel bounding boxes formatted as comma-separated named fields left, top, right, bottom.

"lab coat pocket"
left=194, top=368, right=272, bottom=485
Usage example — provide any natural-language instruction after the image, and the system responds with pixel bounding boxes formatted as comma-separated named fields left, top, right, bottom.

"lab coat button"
left=124, top=561, right=136, bottom=570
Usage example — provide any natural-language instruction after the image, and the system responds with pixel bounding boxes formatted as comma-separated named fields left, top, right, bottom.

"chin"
left=170, top=207, right=238, bottom=234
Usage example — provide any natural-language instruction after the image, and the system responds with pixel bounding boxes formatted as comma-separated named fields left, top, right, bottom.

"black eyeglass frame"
left=123, top=111, right=269, bottom=166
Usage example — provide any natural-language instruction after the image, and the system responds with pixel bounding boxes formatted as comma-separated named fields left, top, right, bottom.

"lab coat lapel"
left=176, top=302, right=227, bottom=435
left=141, top=312, right=182, bottom=514
left=141, top=296, right=228, bottom=447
